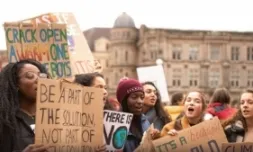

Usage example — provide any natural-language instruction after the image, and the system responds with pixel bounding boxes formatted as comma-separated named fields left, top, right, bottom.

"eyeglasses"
left=19, top=71, right=48, bottom=80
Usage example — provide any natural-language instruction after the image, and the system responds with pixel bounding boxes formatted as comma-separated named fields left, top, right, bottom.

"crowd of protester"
left=0, top=59, right=251, bottom=152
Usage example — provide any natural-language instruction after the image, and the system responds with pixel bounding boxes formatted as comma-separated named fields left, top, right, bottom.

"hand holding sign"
left=150, top=129, right=161, bottom=140
left=22, top=144, right=53, bottom=152
left=167, top=129, right=178, bottom=136
left=95, top=144, right=107, bottom=152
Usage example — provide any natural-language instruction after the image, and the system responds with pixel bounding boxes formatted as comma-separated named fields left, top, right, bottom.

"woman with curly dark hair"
left=0, top=59, right=51, bottom=152
left=142, top=81, right=171, bottom=130
left=223, top=89, right=253, bottom=142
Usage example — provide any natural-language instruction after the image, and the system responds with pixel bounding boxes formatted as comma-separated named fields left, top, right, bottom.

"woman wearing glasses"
left=0, top=59, right=50, bottom=152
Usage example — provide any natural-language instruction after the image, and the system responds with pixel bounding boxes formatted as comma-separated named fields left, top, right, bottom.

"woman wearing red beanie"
left=116, top=78, right=150, bottom=152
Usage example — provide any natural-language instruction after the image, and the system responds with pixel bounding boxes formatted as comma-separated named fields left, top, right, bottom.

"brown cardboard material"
left=152, top=117, right=228, bottom=152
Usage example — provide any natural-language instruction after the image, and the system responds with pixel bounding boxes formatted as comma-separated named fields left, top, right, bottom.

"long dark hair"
left=74, top=72, right=104, bottom=86
left=142, top=81, right=172, bottom=124
left=0, top=59, right=48, bottom=146
left=222, top=89, right=253, bottom=131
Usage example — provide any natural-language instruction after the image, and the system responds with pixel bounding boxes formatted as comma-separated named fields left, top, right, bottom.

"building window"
left=115, top=51, right=118, bottom=58
left=210, top=45, right=221, bottom=60
left=172, top=44, right=182, bottom=60
left=189, top=69, right=199, bottom=87
left=125, top=72, right=128, bottom=77
left=231, top=46, right=239, bottom=61
left=125, top=51, right=128, bottom=62
left=106, top=60, right=109, bottom=67
left=248, top=69, right=253, bottom=87
left=209, top=68, right=220, bottom=88
left=172, top=68, right=182, bottom=87
left=126, top=32, right=130, bottom=38
left=230, top=69, right=240, bottom=88
left=148, top=40, right=157, bottom=60
left=189, top=45, right=199, bottom=60
left=149, top=40, right=157, bottom=51
left=247, top=47, right=253, bottom=61
left=150, top=51, right=158, bottom=60
left=158, top=49, right=163, bottom=55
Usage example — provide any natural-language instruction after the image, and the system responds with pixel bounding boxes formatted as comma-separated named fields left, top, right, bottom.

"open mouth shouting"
left=188, top=107, right=195, bottom=113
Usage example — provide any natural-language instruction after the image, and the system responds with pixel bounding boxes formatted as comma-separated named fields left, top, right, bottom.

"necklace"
left=20, top=109, right=35, bottom=119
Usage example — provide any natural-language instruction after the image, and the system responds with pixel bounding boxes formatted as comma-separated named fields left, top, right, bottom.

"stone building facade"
left=84, top=12, right=253, bottom=102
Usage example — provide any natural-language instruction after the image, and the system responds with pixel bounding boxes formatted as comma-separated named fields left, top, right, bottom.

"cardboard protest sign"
left=222, top=142, right=253, bottom=152
left=35, top=79, right=104, bottom=152
left=103, top=110, right=133, bottom=151
left=152, top=117, right=228, bottom=152
left=20, top=13, right=96, bottom=74
left=0, top=51, right=8, bottom=71
left=4, top=23, right=71, bottom=79
left=134, top=124, right=155, bottom=152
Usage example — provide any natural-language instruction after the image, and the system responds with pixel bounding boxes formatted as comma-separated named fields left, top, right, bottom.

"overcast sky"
left=0, top=0, right=253, bottom=49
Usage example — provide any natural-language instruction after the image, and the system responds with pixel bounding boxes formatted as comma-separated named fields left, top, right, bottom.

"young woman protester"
left=151, top=91, right=212, bottom=139
left=74, top=72, right=121, bottom=152
left=116, top=78, right=150, bottom=152
left=142, top=81, right=171, bottom=130
left=223, top=89, right=253, bottom=142
left=0, top=59, right=51, bottom=152
left=74, top=72, right=121, bottom=111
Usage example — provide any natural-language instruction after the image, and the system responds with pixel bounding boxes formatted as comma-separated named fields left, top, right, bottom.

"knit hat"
left=116, top=78, right=144, bottom=103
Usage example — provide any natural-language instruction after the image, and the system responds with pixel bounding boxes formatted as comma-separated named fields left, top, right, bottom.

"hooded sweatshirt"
left=207, top=102, right=237, bottom=121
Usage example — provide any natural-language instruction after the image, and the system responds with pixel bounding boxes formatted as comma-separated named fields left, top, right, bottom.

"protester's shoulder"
left=160, top=120, right=176, bottom=137
left=203, top=113, right=214, bottom=120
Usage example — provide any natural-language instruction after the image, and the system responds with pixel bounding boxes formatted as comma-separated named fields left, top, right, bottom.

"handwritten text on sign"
left=152, top=117, right=228, bottom=152
left=35, top=79, right=104, bottom=152
left=21, top=13, right=96, bottom=74
left=222, top=142, right=253, bottom=152
left=104, top=110, right=133, bottom=151
left=4, top=23, right=71, bottom=78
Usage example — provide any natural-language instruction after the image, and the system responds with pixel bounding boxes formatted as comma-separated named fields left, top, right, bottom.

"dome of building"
left=113, top=12, right=135, bottom=28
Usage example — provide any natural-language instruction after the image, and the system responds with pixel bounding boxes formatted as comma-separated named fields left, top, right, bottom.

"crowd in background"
left=0, top=59, right=252, bottom=152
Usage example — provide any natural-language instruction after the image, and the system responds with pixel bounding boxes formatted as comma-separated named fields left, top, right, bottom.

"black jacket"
left=224, top=120, right=245, bottom=142
left=1, top=110, right=35, bottom=152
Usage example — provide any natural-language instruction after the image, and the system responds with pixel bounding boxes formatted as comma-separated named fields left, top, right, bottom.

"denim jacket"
left=145, top=108, right=165, bottom=131
left=123, top=115, right=150, bottom=152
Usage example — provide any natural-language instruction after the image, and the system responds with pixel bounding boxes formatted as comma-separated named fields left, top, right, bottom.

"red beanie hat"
left=116, top=78, right=144, bottom=103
